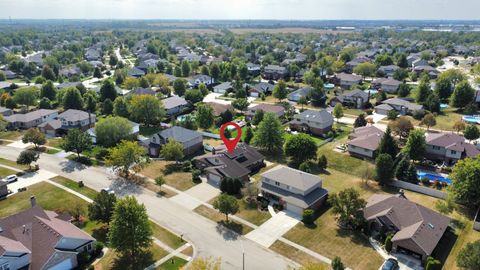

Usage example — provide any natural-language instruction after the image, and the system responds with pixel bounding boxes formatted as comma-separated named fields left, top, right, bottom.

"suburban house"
left=0, top=180, right=7, bottom=198
left=0, top=107, right=13, bottom=117
left=85, top=48, right=101, bottom=61
left=347, top=126, right=385, bottom=159
left=425, top=132, right=480, bottom=165
left=127, top=67, right=146, bottom=78
left=288, top=86, right=312, bottom=102
left=412, top=59, right=429, bottom=69
left=213, top=82, right=233, bottom=94
left=345, top=56, right=371, bottom=72
left=2, top=70, right=17, bottom=80
left=194, top=143, right=265, bottom=185
left=162, top=96, right=189, bottom=116
left=0, top=197, right=96, bottom=270
left=245, top=104, right=285, bottom=121
left=371, top=78, right=402, bottom=93
left=145, top=126, right=203, bottom=157
left=378, top=65, right=400, bottom=77
left=59, top=66, right=82, bottom=78
left=128, top=87, right=156, bottom=96
left=374, top=98, right=423, bottom=115
left=246, top=63, right=261, bottom=75
left=263, top=65, right=288, bottom=80
left=364, top=193, right=450, bottom=261
left=413, top=65, right=439, bottom=79
left=88, top=121, right=139, bottom=144
left=289, top=109, right=334, bottom=136
left=39, top=109, right=96, bottom=136
left=334, top=73, right=363, bottom=89
left=258, top=165, right=328, bottom=215
left=188, top=75, right=214, bottom=88
left=206, top=102, right=234, bottom=116
left=329, top=89, right=369, bottom=109
left=5, top=109, right=58, bottom=129
left=248, top=82, right=275, bottom=97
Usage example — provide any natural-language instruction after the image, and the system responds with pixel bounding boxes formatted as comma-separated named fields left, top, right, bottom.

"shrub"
left=95, top=242, right=105, bottom=256
left=93, top=147, right=109, bottom=161
left=425, top=256, right=441, bottom=270
left=78, top=181, right=84, bottom=188
left=420, top=177, right=431, bottom=186
left=220, top=177, right=243, bottom=195
left=299, top=161, right=312, bottom=173
left=182, top=160, right=192, bottom=172
left=302, top=209, right=315, bottom=225
left=384, top=234, right=393, bottom=252
left=387, top=110, right=398, bottom=120
left=192, top=169, right=201, bottom=183
left=412, top=109, right=425, bottom=120
left=365, top=109, right=373, bottom=115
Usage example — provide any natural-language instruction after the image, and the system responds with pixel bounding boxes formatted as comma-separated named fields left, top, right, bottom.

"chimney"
left=212, top=148, right=216, bottom=155
left=30, top=196, right=36, bottom=207
left=22, top=225, right=26, bottom=234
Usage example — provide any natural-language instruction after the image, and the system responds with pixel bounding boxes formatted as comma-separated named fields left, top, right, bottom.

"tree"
left=397, top=84, right=410, bottom=98
left=375, top=153, right=394, bottom=185
left=129, top=95, right=165, bottom=126
left=251, top=109, right=264, bottom=126
left=22, top=128, right=46, bottom=149
left=434, top=77, right=453, bottom=101
left=95, top=116, right=134, bottom=147
left=113, top=96, right=130, bottom=118
left=212, top=194, right=239, bottom=222
left=424, top=93, right=441, bottom=113
left=332, top=103, right=344, bottom=123
left=272, top=80, right=288, bottom=102
left=353, top=114, right=367, bottom=128
left=109, top=54, right=118, bottom=66
left=389, top=116, right=413, bottom=140
left=328, top=188, right=366, bottom=229
left=14, top=86, right=38, bottom=109
left=253, top=112, right=284, bottom=153
left=219, top=177, right=243, bottom=195
left=302, top=209, right=315, bottom=225
left=184, top=89, right=204, bottom=104
left=173, top=79, right=187, bottom=96
left=450, top=157, right=480, bottom=208
left=451, top=80, right=475, bottom=109
left=16, top=150, right=39, bottom=169
left=464, top=124, right=480, bottom=142
left=403, top=129, right=426, bottom=161
left=331, top=256, right=345, bottom=270
left=395, top=154, right=410, bottom=181
left=106, top=141, right=145, bottom=178
left=387, top=110, right=398, bottom=120
left=377, top=127, right=399, bottom=158
left=88, top=190, right=117, bottom=224
left=297, top=96, right=308, bottom=110
left=453, top=120, right=466, bottom=133
left=108, top=196, right=152, bottom=265
left=181, top=61, right=191, bottom=77
left=102, top=98, right=114, bottom=115
left=40, top=80, right=56, bottom=100
left=84, top=92, right=97, bottom=113
left=41, top=65, right=56, bottom=80
left=0, top=72, right=5, bottom=81
left=160, top=139, right=184, bottom=162
left=232, top=98, right=249, bottom=113
left=457, top=240, right=480, bottom=269
left=318, top=155, right=328, bottom=171
left=415, top=78, right=431, bottom=104
left=420, top=113, right=436, bottom=130
left=38, top=97, right=51, bottom=109
left=385, top=234, right=393, bottom=252
left=309, top=83, right=326, bottom=106
left=198, top=83, right=209, bottom=97
left=244, top=127, right=254, bottom=144
left=62, top=87, right=84, bottom=110
left=284, top=133, right=317, bottom=165
left=195, top=103, right=215, bottom=130
left=353, top=62, right=377, bottom=78
left=210, top=64, right=220, bottom=80
left=426, top=257, right=441, bottom=270
left=93, top=67, right=102, bottom=78
left=405, top=163, right=419, bottom=184
left=100, top=80, right=117, bottom=101
left=62, top=128, right=92, bottom=158
left=155, top=176, right=165, bottom=189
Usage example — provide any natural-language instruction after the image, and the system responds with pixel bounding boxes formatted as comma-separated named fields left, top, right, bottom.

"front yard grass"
left=0, top=166, right=17, bottom=178
left=156, top=256, right=188, bottom=270
left=49, top=176, right=98, bottom=199
left=140, top=160, right=197, bottom=191
left=193, top=205, right=253, bottom=235
left=0, top=157, right=29, bottom=170
left=46, top=148, right=62, bottom=154
left=150, top=221, right=186, bottom=249
left=0, top=130, right=23, bottom=140
left=270, top=240, right=331, bottom=268
left=94, top=244, right=168, bottom=270
left=46, top=137, right=64, bottom=149
left=236, top=199, right=271, bottom=226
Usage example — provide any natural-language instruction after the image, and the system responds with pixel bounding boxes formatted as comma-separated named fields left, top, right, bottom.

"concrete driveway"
left=185, top=182, right=220, bottom=203
left=7, top=140, right=34, bottom=149
left=245, top=210, right=300, bottom=248
left=6, top=169, right=58, bottom=194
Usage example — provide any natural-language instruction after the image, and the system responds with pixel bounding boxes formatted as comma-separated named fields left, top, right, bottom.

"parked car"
left=4, top=175, right=18, bottom=184
left=101, top=187, right=115, bottom=194
left=381, top=258, right=399, bottom=270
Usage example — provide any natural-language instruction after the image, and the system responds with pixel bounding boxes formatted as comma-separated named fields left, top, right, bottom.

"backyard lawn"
left=140, top=160, right=197, bottom=191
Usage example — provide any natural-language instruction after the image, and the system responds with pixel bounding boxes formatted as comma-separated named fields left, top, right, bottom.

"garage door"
left=207, top=173, right=221, bottom=186
left=49, top=259, right=73, bottom=270
left=285, top=203, right=304, bottom=215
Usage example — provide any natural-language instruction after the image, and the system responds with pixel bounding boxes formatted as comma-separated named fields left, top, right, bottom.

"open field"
left=229, top=28, right=354, bottom=34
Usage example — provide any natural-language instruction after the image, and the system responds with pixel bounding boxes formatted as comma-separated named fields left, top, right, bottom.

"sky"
left=0, top=0, right=479, bottom=20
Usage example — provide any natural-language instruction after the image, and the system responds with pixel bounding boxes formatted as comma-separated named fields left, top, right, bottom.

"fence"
left=200, top=131, right=221, bottom=139
left=390, top=180, right=447, bottom=199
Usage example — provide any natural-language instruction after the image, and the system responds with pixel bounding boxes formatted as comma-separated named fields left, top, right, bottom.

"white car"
left=4, top=175, right=18, bottom=184
left=101, top=187, right=115, bottom=194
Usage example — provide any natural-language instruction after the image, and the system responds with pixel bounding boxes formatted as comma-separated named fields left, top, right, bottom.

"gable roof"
left=58, top=109, right=93, bottom=122
left=426, top=132, right=480, bottom=157
left=382, top=98, right=423, bottom=111
left=294, top=109, right=333, bottom=124
left=261, top=165, right=322, bottom=192
left=205, top=102, right=233, bottom=116
left=4, top=109, right=58, bottom=123
left=288, top=86, right=312, bottom=101
left=129, top=87, right=156, bottom=96
left=364, top=194, right=450, bottom=256
left=247, top=103, right=284, bottom=114
left=162, top=96, right=188, bottom=110
left=336, top=72, right=362, bottom=82
left=157, top=126, right=202, bottom=144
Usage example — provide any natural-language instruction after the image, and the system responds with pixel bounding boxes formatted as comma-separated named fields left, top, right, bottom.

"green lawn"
left=49, top=176, right=98, bottom=199
left=0, top=158, right=28, bottom=170
left=193, top=205, right=253, bottom=235
left=236, top=199, right=271, bottom=226
left=156, top=257, right=188, bottom=270
left=0, top=131, right=23, bottom=140
left=141, top=161, right=197, bottom=191
left=46, top=148, right=62, bottom=154
left=95, top=244, right=168, bottom=270
left=46, top=137, right=64, bottom=149
left=140, top=126, right=163, bottom=137
left=150, top=221, right=186, bottom=249
left=0, top=166, right=17, bottom=178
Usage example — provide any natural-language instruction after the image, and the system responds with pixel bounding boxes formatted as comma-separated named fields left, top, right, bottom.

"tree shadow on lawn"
left=91, top=224, right=109, bottom=244
left=335, top=228, right=372, bottom=248
left=110, top=250, right=155, bottom=270
left=303, top=204, right=331, bottom=230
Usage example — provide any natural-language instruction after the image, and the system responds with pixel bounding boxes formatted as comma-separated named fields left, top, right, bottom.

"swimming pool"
left=463, top=115, right=480, bottom=124
left=364, top=89, right=378, bottom=95
left=417, top=171, right=452, bottom=185
left=324, top=83, right=335, bottom=89
left=440, top=103, right=449, bottom=109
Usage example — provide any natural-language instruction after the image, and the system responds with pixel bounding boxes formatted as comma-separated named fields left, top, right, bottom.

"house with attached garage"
left=188, top=75, right=214, bottom=88
left=258, top=165, right=328, bottom=215
left=162, top=96, right=189, bottom=116
left=0, top=106, right=13, bottom=117
left=287, top=86, right=312, bottom=102
left=378, top=65, right=400, bottom=77
left=329, top=89, right=369, bottom=109
left=262, top=65, right=288, bottom=80
left=364, top=193, right=450, bottom=262
left=205, top=102, right=234, bottom=117
left=425, top=132, right=480, bottom=166
left=374, top=98, right=423, bottom=115
left=246, top=63, right=261, bottom=76
left=39, top=109, right=96, bottom=136
left=87, top=120, right=139, bottom=144
left=144, top=126, right=203, bottom=157
left=334, top=72, right=362, bottom=89
left=213, top=82, right=233, bottom=94
left=0, top=197, right=96, bottom=270
left=289, top=109, right=334, bottom=136
left=4, top=109, right=58, bottom=129
left=371, top=78, right=402, bottom=93
left=193, top=143, right=265, bottom=185
left=248, top=82, right=275, bottom=97
left=245, top=103, right=285, bottom=121
left=347, top=126, right=384, bottom=159
left=127, top=67, right=146, bottom=78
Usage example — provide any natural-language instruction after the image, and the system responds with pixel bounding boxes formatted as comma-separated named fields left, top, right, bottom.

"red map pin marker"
left=220, top=122, right=242, bottom=154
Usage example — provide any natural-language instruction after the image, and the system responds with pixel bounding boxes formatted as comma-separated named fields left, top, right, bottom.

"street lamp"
left=241, top=239, right=245, bottom=270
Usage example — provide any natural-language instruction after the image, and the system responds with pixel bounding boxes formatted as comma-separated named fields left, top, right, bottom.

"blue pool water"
left=440, top=103, right=449, bottom=109
left=463, top=115, right=480, bottom=124
left=324, top=83, right=335, bottom=89
left=417, top=171, right=452, bottom=185
left=364, top=89, right=378, bottom=95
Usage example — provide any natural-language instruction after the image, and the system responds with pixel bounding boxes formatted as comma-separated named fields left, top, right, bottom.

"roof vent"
left=428, top=223, right=435, bottom=229
left=0, top=226, right=3, bottom=233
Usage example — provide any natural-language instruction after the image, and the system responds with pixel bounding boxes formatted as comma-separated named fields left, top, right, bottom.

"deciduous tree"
left=328, top=188, right=366, bottom=229
left=160, top=139, right=184, bottom=162
left=403, top=129, right=426, bottom=161
left=129, top=95, right=165, bottom=126
left=62, top=128, right=92, bottom=158
left=284, top=133, right=317, bottom=165
left=88, top=190, right=117, bottom=224
left=253, top=112, right=284, bottom=153
left=212, top=194, right=239, bottom=222
left=106, top=141, right=145, bottom=178
left=22, top=128, right=46, bottom=149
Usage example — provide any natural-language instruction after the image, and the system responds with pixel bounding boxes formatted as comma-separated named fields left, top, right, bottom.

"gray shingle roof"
left=294, top=109, right=333, bottom=124
left=261, top=165, right=322, bottom=192
left=158, top=126, right=202, bottom=144
left=162, top=96, right=188, bottom=109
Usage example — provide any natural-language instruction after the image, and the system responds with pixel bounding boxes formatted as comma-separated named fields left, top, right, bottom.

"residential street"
left=0, top=145, right=296, bottom=270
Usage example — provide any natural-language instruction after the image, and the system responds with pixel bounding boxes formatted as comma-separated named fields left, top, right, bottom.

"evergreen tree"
left=100, top=80, right=117, bottom=101
left=378, top=127, right=399, bottom=158
left=405, top=163, right=419, bottom=184
left=253, top=112, right=284, bottom=153
left=395, top=154, right=410, bottom=181
left=62, top=87, right=84, bottom=110
left=416, top=78, right=431, bottom=104
left=40, top=80, right=56, bottom=100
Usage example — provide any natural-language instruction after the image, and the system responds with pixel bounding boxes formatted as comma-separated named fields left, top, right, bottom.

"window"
left=87, top=243, right=92, bottom=251
left=451, top=150, right=457, bottom=155
left=275, top=181, right=280, bottom=186
left=0, top=264, right=10, bottom=270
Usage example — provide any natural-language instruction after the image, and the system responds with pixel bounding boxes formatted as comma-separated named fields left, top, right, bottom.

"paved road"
left=0, top=146, right=296, bottom=270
